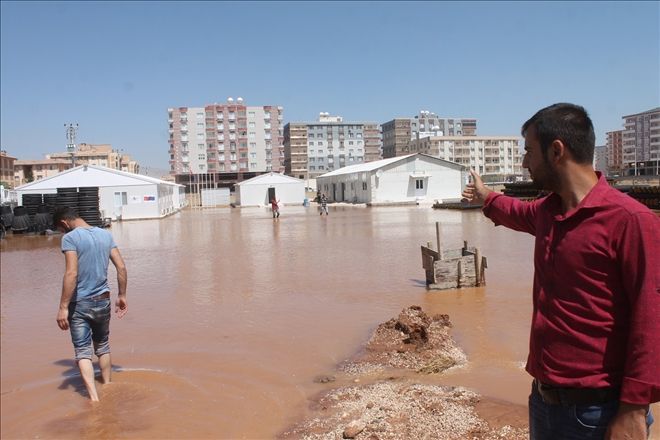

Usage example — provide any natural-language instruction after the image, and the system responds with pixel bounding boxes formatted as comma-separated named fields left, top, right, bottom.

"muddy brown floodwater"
left=1, top=205, right=657, bottom=439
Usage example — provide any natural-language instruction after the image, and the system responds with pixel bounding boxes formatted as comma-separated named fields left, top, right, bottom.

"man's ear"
left=549, top=139, right=568, bottom=164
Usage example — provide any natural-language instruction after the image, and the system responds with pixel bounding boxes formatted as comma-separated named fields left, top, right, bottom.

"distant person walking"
left=54, top=207, right=128, bottom=402
left=463, top=103, right=659, bottom=439
left=271, top=198, right=280, bottom=218
left=320, top=194, right=329, bottom=216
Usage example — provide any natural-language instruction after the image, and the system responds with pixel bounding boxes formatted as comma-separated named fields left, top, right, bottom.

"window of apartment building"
left=218, top=143, right=224, bottom=151
left=249, top=132, right=256, bottom=139
left=219, top=154, right=225, bottom=161
left=218, top=123, right=224, bottom=130
left=250, top=152, right=256, bottom=159
left=218, top=164, right=225, bottom=171
left=229, top=123, right=236, bottom=130
left=240, top=152, right=247, bottom=159
left=248, top=122, right=255, bottom=128
left=228, top=112, right=235, bottom=119
left=310, top=166, right=316, bottom=171
left=231, top=164, right=237, bottom=171
left=250, top=162, right=257, bottom=169
left=198, top=154, right=205, bottom=160
left=309, top=141, right=314, bottom=146
left=266, top=141, right=272, bottom=148
left=198, top=164, right=205, bottom=171
left=230, top=142, right=236, bottom=150
left=309, top=157, right=315, bottom=163
left=309, top=133, right=314, bottom=138
left=196, top=112, right=204, bottom=119
left=248, top=111, right=255, bottom=118
left=196, top=133, right=204, bottom=140
left=197, top=122, right=204, bottom=128
left=230, top=153, right=237, bottom=160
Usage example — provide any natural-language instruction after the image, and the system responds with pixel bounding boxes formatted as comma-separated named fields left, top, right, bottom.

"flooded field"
left=1, top=205, right=654, bottom=439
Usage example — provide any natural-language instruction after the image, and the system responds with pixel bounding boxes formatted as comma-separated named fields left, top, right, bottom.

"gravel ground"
left=280, top=306, right=529, bottom=440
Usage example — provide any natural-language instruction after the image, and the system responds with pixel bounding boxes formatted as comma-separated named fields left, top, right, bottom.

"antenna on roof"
left=64, top=123, right=79, bottom=167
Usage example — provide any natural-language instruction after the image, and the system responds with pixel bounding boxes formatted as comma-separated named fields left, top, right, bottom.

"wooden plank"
left=436, top=222, right=443, bottom=260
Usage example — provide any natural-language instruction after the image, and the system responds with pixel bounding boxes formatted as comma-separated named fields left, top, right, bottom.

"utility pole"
left=65, top=123, right=79, bottom=167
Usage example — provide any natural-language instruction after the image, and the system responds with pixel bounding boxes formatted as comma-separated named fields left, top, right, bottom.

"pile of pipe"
left=11, top=206, right=31, bottom=232
left=0, top=205, right=13, bottom=229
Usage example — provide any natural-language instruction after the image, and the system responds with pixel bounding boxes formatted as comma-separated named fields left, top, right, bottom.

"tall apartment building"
left=284, top=113, right=381, bottom=181
left=168, top=98, right=284, bottom=188
left=382, top=111, right=477, bottom=158
left=48, top=143, right=140, bottom=174
left=409, top=135, right=522, bottom=177
left=1, top=150, right=16, bottom=187
left=622, top=107, right=660, bottom=176
left=594, top=145, right=607, bottom=174
left=606, top=130, right=624, bottom=176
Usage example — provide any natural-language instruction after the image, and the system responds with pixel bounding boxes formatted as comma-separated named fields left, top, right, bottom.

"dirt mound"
left=280, top=306, right=528, bottom=440
left=344, top=305, right=466, bottom=374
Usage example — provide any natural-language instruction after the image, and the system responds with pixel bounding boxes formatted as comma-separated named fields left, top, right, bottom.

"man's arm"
left=606, top=211, right=660, bottom=438
left=462, top=170, right=540, bottom=235
left=56, top=251, right=78, bottom=330
left=110, top=247, right=128, bottom=318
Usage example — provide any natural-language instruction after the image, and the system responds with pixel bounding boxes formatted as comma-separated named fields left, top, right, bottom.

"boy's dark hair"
left=521, top=103, right=595, bottom=164
left=53, top=206, right=79, bottom=225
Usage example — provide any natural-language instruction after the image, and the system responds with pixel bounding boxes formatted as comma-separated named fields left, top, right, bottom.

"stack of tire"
left=34, top=204, right=52, bottom=232
left=44, top=193, right=59, bottom=217
left=56, top=187, right=79, bottom=214
left=22, top=194, right=43, bottom=226
left=1, top=205, right=13, bottom=230
left=11, top=206, right=31, bottom=233
left=78, top=187, right=101, bottom=227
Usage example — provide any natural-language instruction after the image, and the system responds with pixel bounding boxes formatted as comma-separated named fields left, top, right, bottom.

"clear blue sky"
left=1, top=1, right=658, bottom=171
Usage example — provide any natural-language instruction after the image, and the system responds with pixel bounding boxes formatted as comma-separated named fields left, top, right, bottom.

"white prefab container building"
left=201, top=188, right=231, bottom=207
left=235, top=172, right=305, bottom=207
left=316, top=153, right=467, bottom=205
left=14, top=165, right=186, bottom=220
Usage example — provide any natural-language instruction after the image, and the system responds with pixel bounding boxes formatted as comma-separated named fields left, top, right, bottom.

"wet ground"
left=1, top=205, right=656, bottom=439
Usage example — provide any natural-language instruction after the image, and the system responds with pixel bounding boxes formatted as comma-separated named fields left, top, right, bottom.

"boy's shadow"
left=54, top=359, right=123, bottom=399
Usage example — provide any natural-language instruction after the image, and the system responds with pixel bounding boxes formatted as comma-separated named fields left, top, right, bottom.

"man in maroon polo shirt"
left=462, top=103, right=658, bottom=439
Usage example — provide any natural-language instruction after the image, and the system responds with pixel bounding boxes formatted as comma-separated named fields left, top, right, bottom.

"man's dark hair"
left=53, top=206, right=79, bottom=225
left=521, top=103, right=595, bottom=164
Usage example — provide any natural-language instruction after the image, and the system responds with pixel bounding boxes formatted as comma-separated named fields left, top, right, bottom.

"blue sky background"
left=1, top=1, right=658, bottom=172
